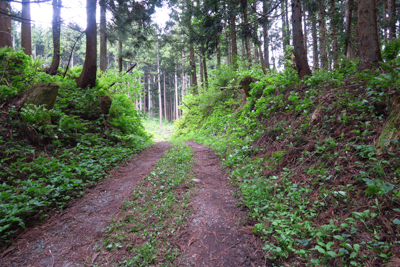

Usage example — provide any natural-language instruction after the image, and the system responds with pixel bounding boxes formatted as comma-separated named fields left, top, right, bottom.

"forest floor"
left=0, top=141, right=267, bottom=267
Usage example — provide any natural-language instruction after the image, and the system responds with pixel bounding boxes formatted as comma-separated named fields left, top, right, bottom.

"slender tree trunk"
left=254, top=43, right=258, bottom=63
left=242, top=0, right=252, bottom=69
left=358, top=0, right=382, bottom=70
left=263, top=0, right=270, bottom=68
left=292, top=0, right=312, bottom=78
left=388, top=0, right=396, bottom=39
left=0, top=1, right=12, bottom=48
left=76, top=0, right=97, bottom=89
left=157, top=41, right=162, bottom=126
left=189, top=42, right=197, bottom=93
left=281, top=0, right=287, bottom=52
left=330, top=0, right=339, bottom=69
left=344, top=0, right=354, bottom=56
left=230, top=8, right=238, bottom=69
left=21, top=0, right=32, bottom=55
left=217, top=46, right=221, bottom=68
left=318, top=5, right=328, bottom=70
left=48, top=0, right=61, bottom=75
left=382, top=0, right=387, bottom=40
left=175, top=67, right=179, bottom=120
left=118, top=40, right=123, bottom=72
left=285, top=0, right=290, bottom=45
left=241, top=38, right=245, bottom=60
left=202, top=51, right=208, bottom=89
left=148, top=75, right=152, bottom=118
left=182, top=50, right=186, bottom=98
left=199, top=54, right=203, bottom=85
left=163, top=73, right=167, bottom=120
left=311, top=12, right=319, bottom=70
left=100, top=0, right=107, bottom=71
left=259, top=45, right=268, bottom=75
left=303, top=8, right=307, bottom=55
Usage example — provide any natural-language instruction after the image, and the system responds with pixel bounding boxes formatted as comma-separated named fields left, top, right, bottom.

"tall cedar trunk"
left=182, top=50, right=186, bottom=98
left=175, top=67, right=179, bottom=120
left=163, top=73, right=167, bottom=120
left=254, top=43, right=258, bottom=63
left=230, top=8, right=238, bottom=69
left=318, top=5, right=328, bottom=70
left=358, top=0, right=382, bottom=70
left=0, top=2, right=12, bottom=48
left=303, top=8, right=307, bottom=56
left=48, top=0, right=61, bottom=75
left=263, top=0, right=270, bottom=68
left=100, top=0, right=107, bottom=71
left=148, top=75, right=152, bottom=118
left=118, top=40, right=123, bottom=72
left=189, top=42, right=197, bottom=93
left=382, top=0, right=387, bottom=40
left=157, top=41, right=162, bottom=126
left=259, top=45, right=268, bottom=75
left=199, top=55, right=203, bottom=85
left=242, top=0, right=252, bottom=69
left=344, top=0, right=354, bottom=56
left=76, top=0, right=97, bottom=89
left=202, top=51, right=208, bottom=89
left=217, top=46, right=221, bottom=68
left=21, top=0, right=32, bottom=55
left=225, top=28, right=230, bottom=66
left=292, top=0, right=312, bottom=78
left=311, top=11, right=319, bottom=69
left=388, top=0, right=396, bottom=39
left=281, top=1, right=287, bottom=52
left=330, top=0, right=339, bottom=68
left=285, top=0, right=290, bottom=45
left=241, top=38, right=245, bottom=60
left=143, top=72, right=146, bottom=112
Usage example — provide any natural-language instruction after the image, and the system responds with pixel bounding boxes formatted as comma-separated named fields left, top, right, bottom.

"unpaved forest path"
left=1, top=142, right=267, bottom=267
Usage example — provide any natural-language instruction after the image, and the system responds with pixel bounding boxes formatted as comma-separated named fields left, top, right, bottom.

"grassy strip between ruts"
left=94, top=141, right=196, bottom=267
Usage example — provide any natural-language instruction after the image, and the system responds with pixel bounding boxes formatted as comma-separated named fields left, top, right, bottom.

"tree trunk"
left=48, top=0, right=61, bottom=75
left=175, top=67, right=179, bottom=120
left=344, top=0, right=354, bottom=57
left=329, top=0, right=339, bottom=69
left=0, top=1, right=12, bottom=48
left=182, top=50, right=186, bottom=98
left=318, top=5, right=328, bottom=70
left=358, top=0, right=382, bottom=70
left=230, top=8, right=238, bottom=69
left=292, top=0, right=312, bottom=79
left=157, top=41, right=162, bottom=126
left=242, top=0, right=252, bottom=69
left=303, top=8, right=307, bottom=56
left=259, top=45, right=268, bottom=75
left=189, top=42, right=197, bottom=93
left=21, top=0, right=32, bottom=55
left=118, top=40, right=123, bottom=72
left=285, top=0, right=290, bottom=45
left=100, top=0, right=107, bottom=72
left=254, top=43, right=258, bottom=63
left=263, top=0, right=270, bottom=68
left=310, top=11, right=319, bottom=70
left=202, top=51, right=208, bottom=89
left=163, top=73, right=167, bottom=120
left=281, top=0, right=287, bottom=53
left=199, top=54, right=203, bottom=85
left=148, top=75, right=152, bottom=118
left=76, top=0, right=97, bottom=89
left=217, top=46, right=221, bottom=68
left=388, top=0, right=396, bottom=39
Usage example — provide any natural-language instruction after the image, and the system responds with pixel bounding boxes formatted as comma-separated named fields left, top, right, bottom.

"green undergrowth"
left=95, top=141, right=195, bottom=266
left=174, top=62, right=400, bottom=266
left=142, top=117, right=175, bottom=142
left=0, top=48, right=151, bottom=245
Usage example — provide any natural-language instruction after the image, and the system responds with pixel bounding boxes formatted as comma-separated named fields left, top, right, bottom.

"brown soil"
left=0, top=142, right=171, bottom=267
left=1, top=141, right=268, bottom=266
left=176, top=142, right=268, bottom=267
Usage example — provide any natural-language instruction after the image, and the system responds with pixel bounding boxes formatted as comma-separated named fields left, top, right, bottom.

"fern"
left=59, top=115, right=88, bottom=132
left=382, top=38, right=400, bottom=61
left=20, top=104, right=53, bottom=125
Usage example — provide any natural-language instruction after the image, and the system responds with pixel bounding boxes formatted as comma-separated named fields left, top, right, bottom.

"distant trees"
left=21, top=0, right=32, bottom=55
left=0, top=1, right=12, bottom=48
left=48, top=0, right=61, bottom=75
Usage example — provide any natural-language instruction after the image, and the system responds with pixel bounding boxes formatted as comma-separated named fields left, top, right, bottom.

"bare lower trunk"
left=76, top=0, right=97, bottom=89
left=358, top=0, right=382, bottom=70
left=318, top=5, right=328, bottom=70
left=199, top=54, right=203, bottom=85
left=157, top=41, right=162, bottom=126
left=311, top=12, right=319, bottom=69
left=344, top=0, right=354, bottom=57
left=230, top=10, right=238, bottom=69
left=292, top=0, right=312, bottom=78
left=163, top=73, right=167, bottom=120
left=242, top=0, right=252, bottom=69
left=175, top=68, right=179, bottom=120
left=388, top=0, right=396, bottom=39
left=263, top=0, right=270, bottom=68
left=259, top=45, right=268, bottom=75
left=189, top=42, right=197, bottom=93
left=48, top=0, right=61, bottom=75
left=0, top=2, right=12, bottom=48
left=21, top=0, right=32, bottom=55
left=118, top=40, right=123, bottom=72
left=330, top=0, right=338, bottom=69
left=100, top=0, right=107, bottom=71
left=202, top=51, right=208, bottom=89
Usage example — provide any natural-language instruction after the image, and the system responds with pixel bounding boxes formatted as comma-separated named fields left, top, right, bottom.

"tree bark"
left=202, top=51, right=208, bottom=89
left=292, top=0, right=312, bottom=79
left=358, top=0, right=382, bottom=70
left=182, top=50, right=186, bottom=98
left=175, top=67, right=179, bottom=120
left=303, top=8, right=307, bottom=56
left=48, top=0, right=61, bottom=75
left=388, top=0, right=396, bottom=39
left=230, top=7, right=238, bottom=69
left=344, top=0, right=354, bottom=57
left=76, top=0, right=97, bottom=89
left=199, top=54, right=203, bottom=85
left=157, top=41, right=162, bottom=126
left=329, top=0, right=339, bottom=69
left=318, top=5, right=328, bottom=70
left=21, top=0, right=32, bottom=55
left=118, top=39, right=123, bottom=72
left=148, top=74, right=152, bottom=118
left=189, top=42, right=197, bottom=93
left=281, top=0, right=287, bottom=52
left=263, top=0, right=270, bottom=68
left=242, top=0, right=252, bottom=69
left=100, top=0, right=107, bottom=72
left=0, top=2, right=12, bottom=48
left=259, top=45, right=268, bottom=75
left=217, top=46, right=221, bottom=68
left=310, top=11, right=319, bottom=70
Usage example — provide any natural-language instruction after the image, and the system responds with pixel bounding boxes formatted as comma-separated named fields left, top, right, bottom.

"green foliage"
left=382, top=38, right=400, bottom=61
